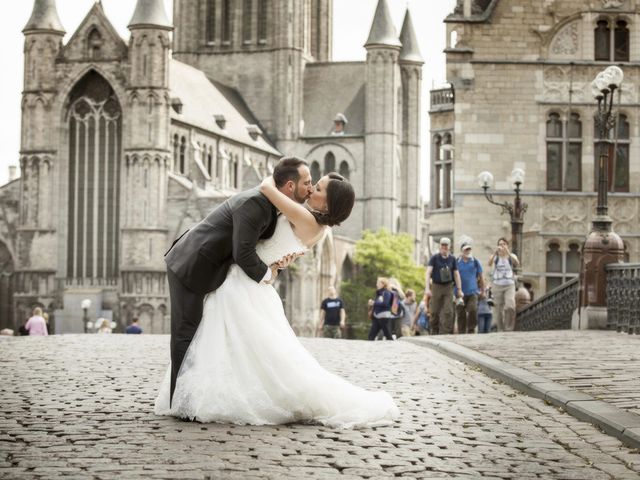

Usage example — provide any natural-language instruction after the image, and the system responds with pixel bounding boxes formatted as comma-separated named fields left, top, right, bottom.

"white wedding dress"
left=154, top=215, right=399, bottom=428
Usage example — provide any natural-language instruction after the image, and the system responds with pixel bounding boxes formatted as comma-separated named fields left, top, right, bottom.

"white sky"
left=0, top=0, right=455, bottom=198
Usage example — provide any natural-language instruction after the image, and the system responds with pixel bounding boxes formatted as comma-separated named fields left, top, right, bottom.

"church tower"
left=172, top=0, right=332, bottom=147
left=120, top=0, right=173, bottom=331
left=16, top=0, right=66, bottom=320
left=363, top=0, right=401, bottom=231
left=399, top=9, right=423, bottom=257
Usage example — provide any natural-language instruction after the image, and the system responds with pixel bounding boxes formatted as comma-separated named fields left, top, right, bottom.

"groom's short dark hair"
left=273, top=156, right=308, bottom=188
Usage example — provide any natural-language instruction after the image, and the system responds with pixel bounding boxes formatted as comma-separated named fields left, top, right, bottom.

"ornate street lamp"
left=477, top=168, right=528, bottom=271
left=81, top=298, right=92, bottom=334
left=578, top=65, right=625, bottom=328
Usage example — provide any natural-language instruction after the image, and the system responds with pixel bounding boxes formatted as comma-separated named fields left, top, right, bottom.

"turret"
left=363, top=0, right=401, bottom=231
left=398, top=9, right=424, bottom=257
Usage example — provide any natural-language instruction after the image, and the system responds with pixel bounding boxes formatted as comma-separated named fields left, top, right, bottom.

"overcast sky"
left=0, top=0, right=455, bottom=197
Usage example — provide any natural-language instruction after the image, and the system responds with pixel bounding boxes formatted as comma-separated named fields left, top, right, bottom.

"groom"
left=165, top=157, right=313, bottom=405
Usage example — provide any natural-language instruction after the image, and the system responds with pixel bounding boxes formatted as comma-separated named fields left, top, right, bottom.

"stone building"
left=427, top=0, right=639, bottom=295
left=0, top=0, right=423, bottom=335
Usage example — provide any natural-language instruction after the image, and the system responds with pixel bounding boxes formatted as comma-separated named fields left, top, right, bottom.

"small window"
left=324, top=152, right=335, bottom=174
left=339, top=160, right=350, bottom=180
left=546, top=112, right=581, bottom=192
left=614, top=20, right=629, bottom=62
left=310, top=161, right=321, bottom=183
left=594, top=18, right=630, bottom=62
left=594, top=113, right=630, bottom=192
left=257, top=0, right=267, bottom=43
left=594, top=20, right=610, bottom=61
left=206, top=0, right=216, bottom=44
left=243, top=0, right=253, bottom=44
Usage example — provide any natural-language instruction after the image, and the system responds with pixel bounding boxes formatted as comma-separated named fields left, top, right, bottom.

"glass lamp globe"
left=594, top=71, right=610, bottom=93
left=81, top=299, right=92, bottom=310
left=511, top=168, right=525, bottom=185
left=604, top=65, right=624, bottom=88
left=478, top=171, right=494, bottom=189
left=591, top=79, right=604, bottom=99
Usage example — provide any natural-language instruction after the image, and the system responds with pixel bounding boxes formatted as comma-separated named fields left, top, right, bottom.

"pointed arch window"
left=66, top=71, right=121, bottom=281
left=594, top=113, right=630, bottom=192
left=546, top=112, right=581, bottom=191
left=172, top=134, right=179, bottom=171
left=324, top=152, right=335, bottom=174
left=222, top=0, right=232, bottom=45
left=310, top=160, right=321, bottom=183
left=595, top=18, right=630, bottom=61
left=257, top=0, right=267, bottom=43
left=339, top=160, right=350, bottom=180
left=88, top=28, right=103, bottom=60
left=243, top=0, right=253, bottom=44
left=179, top=136, right=186, bottom=174
left=207, top=147, right=214, bottom=177
left=205, top=0, right=216, bottom=44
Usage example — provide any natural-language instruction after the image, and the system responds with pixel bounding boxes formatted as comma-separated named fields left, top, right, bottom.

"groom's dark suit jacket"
left=164, top=187, right=278, bottom=405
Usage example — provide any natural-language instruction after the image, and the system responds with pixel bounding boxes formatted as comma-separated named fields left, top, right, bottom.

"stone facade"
left=428, top=0, right=640, bottom=296
left=0, top=0, right=423, bottom=335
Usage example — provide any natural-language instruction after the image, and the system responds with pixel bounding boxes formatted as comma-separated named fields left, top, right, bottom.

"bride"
left=154, top=173, right=399, bottom=428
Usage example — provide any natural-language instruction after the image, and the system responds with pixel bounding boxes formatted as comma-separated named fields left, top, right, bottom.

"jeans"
left=477, top=313, right=492, bottom=333
left=368, top=317, right=393, bottom=340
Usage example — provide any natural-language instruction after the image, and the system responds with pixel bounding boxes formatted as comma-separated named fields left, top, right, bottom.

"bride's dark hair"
left=311, top=173, right=355, bottom=227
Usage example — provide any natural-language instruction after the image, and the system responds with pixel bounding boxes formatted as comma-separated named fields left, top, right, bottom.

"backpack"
left=390, top=289, right=403, bottom=318
left=457, top=256, right=482, bottom=275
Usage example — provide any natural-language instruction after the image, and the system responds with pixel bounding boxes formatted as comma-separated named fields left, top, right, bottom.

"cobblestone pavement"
left=426, top=331, right=640, bottom=416
left=1, top=335, right=639, bottom=479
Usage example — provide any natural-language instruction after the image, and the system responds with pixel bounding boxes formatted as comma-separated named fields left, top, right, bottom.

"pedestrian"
left=412, top=293, right=429, bottom=335
left=25, top=307, right=48, bottom=336
left=399, top=289, right=417, bottom=337
left=388, top=278, right=406, bottom=339
left=368, top=277, right=394, bottom=341
left=425, top=237, right=463, bottom=335
left=488, top=237, right=519, bottom=331
left=477, top=287, right=493, bottom=334
left=317, top=286, right=346, bottom=338
left=455, top=242, right=484, bottom=334
left=125, top=318, right=143, bottom=334
left=18, top=318, right=29, bottom=336
left=97, top=318, right=112, bottom=334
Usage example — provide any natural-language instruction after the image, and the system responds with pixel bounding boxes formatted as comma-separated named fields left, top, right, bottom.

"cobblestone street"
left=1, top=335, right=639, bottom=479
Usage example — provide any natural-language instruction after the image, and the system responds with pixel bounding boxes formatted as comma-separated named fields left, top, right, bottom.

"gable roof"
left=303, top=62, right=365, bottom=137
left=61, top=2, right=127, bottom=59
left=169, top=60, right=280, bottom=155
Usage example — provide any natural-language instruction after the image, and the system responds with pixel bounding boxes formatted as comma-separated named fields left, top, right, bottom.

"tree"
left=341, top=229, right=425, bottom=339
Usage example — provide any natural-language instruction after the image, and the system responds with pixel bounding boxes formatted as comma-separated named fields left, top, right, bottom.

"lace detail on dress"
left=256, top=215, right=307, bottom=265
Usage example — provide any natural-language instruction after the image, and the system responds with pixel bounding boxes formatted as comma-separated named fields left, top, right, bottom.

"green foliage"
left=340, top=229, right=425, bottom=339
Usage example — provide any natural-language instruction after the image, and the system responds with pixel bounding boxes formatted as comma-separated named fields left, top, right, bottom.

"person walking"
left=368, top=277, right=394, bottom=341
left=25, top=307, right=48, bottom=336
left=477, top=287, right=493, bottom=334
left=388, top=278, right=405, bottom=339
left=488, top=237, right=519, bottom=331
left=125, top=318, right=143, bottom=334
left=317, top=286, right=346, bottom=338
left=412, top=293, right=430, bottom=335
left=425, top=238, right=463, bottom=335
left=399, top=289, right=417, bottom=337
left=455, top=242, right=484, bottom=334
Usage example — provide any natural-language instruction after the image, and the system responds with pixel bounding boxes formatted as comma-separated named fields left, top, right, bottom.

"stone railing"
left=516, top=277, right=579, bottom=331
left=605, top=263, right=640, bottom=334
left=429, top=87, right=455, bottom=112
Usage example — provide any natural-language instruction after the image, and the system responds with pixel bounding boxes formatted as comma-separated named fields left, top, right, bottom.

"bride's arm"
left=260, top=176, right=318, bottom=232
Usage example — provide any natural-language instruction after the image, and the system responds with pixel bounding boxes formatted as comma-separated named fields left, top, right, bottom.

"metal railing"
left=605, top=263, right=640, bottom=334
left=430, top=87, right=455, bottom=112
left=516, top=277, right=579, bottom=331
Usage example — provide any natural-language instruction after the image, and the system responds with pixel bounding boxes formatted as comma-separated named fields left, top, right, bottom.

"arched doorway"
left=0, top=241, right=14, bottom=330
left=65, top=70, right=122, bottom=282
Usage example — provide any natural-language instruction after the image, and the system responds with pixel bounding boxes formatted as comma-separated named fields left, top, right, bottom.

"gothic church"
left=0, top=0, right=423, bottom=335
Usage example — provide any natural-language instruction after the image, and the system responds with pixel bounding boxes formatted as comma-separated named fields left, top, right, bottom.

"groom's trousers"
left=167, top=268, right=207, bottom=408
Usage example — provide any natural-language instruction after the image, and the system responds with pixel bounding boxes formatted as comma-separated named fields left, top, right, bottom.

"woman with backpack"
left=367, top=277, right=395, bottom=341
left=488, top=237, right=519, bottom=332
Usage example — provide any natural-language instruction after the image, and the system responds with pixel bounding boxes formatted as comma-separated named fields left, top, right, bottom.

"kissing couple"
left=154, top=156, right=399, bottom=428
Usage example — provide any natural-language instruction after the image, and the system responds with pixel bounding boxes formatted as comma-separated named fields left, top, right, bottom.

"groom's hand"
left=275, top=252, right=304, bottom=270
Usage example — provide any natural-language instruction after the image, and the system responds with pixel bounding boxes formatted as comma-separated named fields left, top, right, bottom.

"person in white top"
left=487, top=237, right=519, bottom=332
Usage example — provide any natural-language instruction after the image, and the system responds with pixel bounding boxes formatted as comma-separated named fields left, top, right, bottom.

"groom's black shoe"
left=177, top=416, right=196, bottom=423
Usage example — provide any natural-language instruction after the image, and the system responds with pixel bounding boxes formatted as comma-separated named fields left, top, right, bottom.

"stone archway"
left=0, top=241, right=14, bottom=330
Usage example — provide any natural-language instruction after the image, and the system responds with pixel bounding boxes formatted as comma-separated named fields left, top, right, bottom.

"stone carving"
left=550, top=22, right=579, bottom=56
left=602, top=0, right=624, bottom=8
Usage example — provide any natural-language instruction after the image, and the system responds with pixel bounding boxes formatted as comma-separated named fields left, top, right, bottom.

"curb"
left=402, top=337, right=640, bottom=450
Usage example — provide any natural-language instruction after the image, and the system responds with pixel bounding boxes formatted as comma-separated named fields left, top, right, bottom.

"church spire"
left=128, top=0, right=172, bottom=30
left=364, top=0, right=401, bottom=48
left=399, top=9, right=423, bottom=63
left=23, top=0, right=65, bottom=34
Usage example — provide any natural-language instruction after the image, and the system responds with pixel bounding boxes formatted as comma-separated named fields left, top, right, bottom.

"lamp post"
left=81, top=298, right=91, bottom=334
left=477, top=168, right=528, bottom=271
left=578, top=65, right=625, bottom=328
